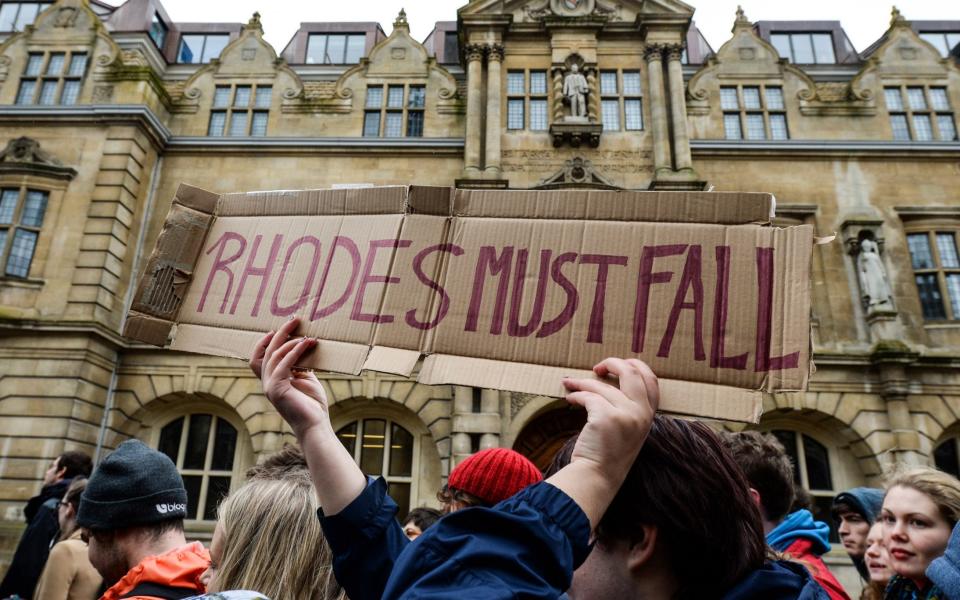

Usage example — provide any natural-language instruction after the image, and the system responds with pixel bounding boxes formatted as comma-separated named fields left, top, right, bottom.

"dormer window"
left=920, top=32, right=960, bottom=57
left=149, top=12, right=167, bottom=50
left=0, top=2, right=51, bottom=32
left=770, top=32, right=836, bottom=64
left=306, top=34, right=365, bottom=65
left=178, top=34, right=229, bottom=64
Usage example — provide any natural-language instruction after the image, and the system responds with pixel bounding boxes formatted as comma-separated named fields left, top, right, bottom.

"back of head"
left=59, top=450, right=93, bottom=480
left=445, top=447, right=542, bottom=507
left=548, top=416, right=767, bottom=598
left=404, top=507, right=442, bottom=530
left=719, top=430, right=795, bottom=523
left=212, top=477, right=342, bottom=600
left=245, top=444, right=309, bottom=481
left=77, top=439, right=187, bottom=532
left=885, top=467, right=960, bottom=527
left=63, top=477, right=87, bottom=509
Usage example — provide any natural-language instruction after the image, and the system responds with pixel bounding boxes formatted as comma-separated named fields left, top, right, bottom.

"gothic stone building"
left=0, top=0, right=959, bottom=591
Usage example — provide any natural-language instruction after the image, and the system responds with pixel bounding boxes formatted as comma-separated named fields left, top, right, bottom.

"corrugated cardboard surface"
left=125, top=185, right=812, bottom=423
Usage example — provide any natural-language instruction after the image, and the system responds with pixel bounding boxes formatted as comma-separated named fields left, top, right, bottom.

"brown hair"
left=245, top=443, right=308, bottom=480
left=547, top=416, right=767, bottom=598
left=59, top=477, right=87, bottom=540
left=885, top=467, right=960, bottom=527
left=436, top=484, right=487, bottom=513
left=58, top=451, right=92, bottom=480
left=719, top=430, right=796, bottom=522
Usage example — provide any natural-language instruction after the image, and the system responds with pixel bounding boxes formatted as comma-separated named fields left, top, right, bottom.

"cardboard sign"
left=124, top=184, right=815, bottom=423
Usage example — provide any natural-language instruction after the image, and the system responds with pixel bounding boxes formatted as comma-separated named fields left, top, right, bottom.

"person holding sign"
left=250, top=317, right=657, bottom=600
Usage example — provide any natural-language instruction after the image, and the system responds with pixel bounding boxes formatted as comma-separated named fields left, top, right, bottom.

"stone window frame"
left=883, top=85, right=957, bottom=142
left=16, top=49, right=88, bottom=106
left=599, top=69, right=643, bottom=132
left=902, top=223, right=960, bottom=322
left=335, top=417, right=419, bottom=518
left=0, top=2, right=51, bottom=32
left=306, top=33, right=366, bottom=65
left=506, top=69, right=549, bottom=132
left=720, top=84, right=789, bottom=141
left=145, top=402, right=253, bottom=527
left=0, top=184, right=48, bottom=279
left=0, top=174, right=68, bottom=285
left=208, top=83, right=272, bottom=137
left=362, top=83, right=426, bottom=138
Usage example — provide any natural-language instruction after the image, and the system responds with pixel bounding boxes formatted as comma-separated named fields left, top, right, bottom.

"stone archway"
left=512, top=407, right=586, bottom=472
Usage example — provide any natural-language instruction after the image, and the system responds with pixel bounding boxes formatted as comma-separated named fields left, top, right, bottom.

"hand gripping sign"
left=124, top=185, right=814, bottom=423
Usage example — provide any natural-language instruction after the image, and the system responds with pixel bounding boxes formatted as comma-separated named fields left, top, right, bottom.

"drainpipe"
left=94, top=155, right=163, bottom=463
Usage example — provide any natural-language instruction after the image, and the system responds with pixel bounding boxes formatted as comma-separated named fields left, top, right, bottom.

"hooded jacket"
left=767, top=510, right=851, bottom=600
left=722, top=559, right=832, bottom=600
left=832, top=487, right=885, bottom=580
left=99, top=541, right=209, bottom=600
left=0, top=477, right=73, bottom=599
left=927, top=520, right=960, bottom=600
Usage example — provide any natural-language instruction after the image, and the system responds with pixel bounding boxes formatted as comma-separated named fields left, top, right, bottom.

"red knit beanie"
left=447, top=448, right=543, bottom=505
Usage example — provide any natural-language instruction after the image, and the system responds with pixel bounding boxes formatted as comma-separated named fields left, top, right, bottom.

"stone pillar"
left=451, top=385, right=473, bottom=468
left=644, top=44, right=671, bottom=175
left=874, top=351, right=924, bottom=465
left=551, top=68, right=564, bottom=124
left=665, top=43, right=692, bottom=172
left=479, top=388, right=500, bottom=450
left=484, top=44, right=504, bottom=177
left=586, top=67, right=600, bottom=124
left=463, top=44, right=485, bottom=176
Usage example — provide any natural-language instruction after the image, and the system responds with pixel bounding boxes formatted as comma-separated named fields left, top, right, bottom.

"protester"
left=77, top=439, right=208, bottom=600
left=861, top=522, right=893, bottom=600
left=250, top=318, right=657, bottom=600
left=721, top=431, right=850, bottom=600
left=546, top=418, right=830, bottom=599
left=438, top=447, right=542, bottom=513
left=401, top=507, right=441, bottom=541
left=881, top=467, right=960, bottom=599
left=927, top=521, right=960, bottom=600
left=833, top=487, right=885, bottom=581
left=201, top=449, right=345, bottom=600
left=0, top=450, right=92, bottom=599
left=33, top=477, right=102, bottom=600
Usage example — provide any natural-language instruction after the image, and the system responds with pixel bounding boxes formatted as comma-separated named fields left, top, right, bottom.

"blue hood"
left=832, top=487, right=884, bottom=524
left=767, top=509, right=832, bottom=555
left=723, top=560, right=831, bottom=600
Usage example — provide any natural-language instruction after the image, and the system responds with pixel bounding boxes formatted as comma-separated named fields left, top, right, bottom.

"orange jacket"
left=100, top=541, right=209, bottom=600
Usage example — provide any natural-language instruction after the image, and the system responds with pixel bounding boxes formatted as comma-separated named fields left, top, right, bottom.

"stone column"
left=586, top=67, right=600, bottom=124
left=874, top=353, right=925, bottom=465
left=479, top=388, right=501, bottom=449
left=484, top=44, right=504, bottom=177
left=665, top=43, right=692, bottom=171
left=463, top=44, right=485, bottom=176
left=644, top=44, right=671, bottom=174
left=551, top=68, right=565, bottom=124
left=451, top=385, right=474, bottom=468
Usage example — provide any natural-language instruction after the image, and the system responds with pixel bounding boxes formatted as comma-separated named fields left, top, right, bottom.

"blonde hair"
left=885, top=467, right=960, bottom=527
left=210, top=472, right=345, bottom=600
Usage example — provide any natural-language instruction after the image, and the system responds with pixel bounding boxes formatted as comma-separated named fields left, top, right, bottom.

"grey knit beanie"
left=77, top=439, right=188, bottom=530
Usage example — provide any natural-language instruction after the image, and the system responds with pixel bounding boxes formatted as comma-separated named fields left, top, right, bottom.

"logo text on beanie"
left=156, top=503, right=186, bottom=514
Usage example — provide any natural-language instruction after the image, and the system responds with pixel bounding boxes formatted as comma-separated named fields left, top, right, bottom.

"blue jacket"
left=319, top=477, right=591, bottom=600
left=928, top=520, right=960, bottom=599
left=767, top=509, right=832, bottom=555
left=723, top=560, right=832, bottom=600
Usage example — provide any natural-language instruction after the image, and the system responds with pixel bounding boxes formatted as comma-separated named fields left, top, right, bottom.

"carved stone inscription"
left=501, top=149, right=652, bottom=174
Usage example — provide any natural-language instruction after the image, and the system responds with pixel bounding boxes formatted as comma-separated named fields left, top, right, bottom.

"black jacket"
left=0, top=478, right=72, bottom=599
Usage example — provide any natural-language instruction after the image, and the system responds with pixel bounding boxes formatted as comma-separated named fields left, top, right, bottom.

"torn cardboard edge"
left=169, top=323, right=762, bottom=423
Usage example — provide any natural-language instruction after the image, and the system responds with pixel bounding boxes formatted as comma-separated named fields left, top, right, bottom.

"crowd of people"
left=3, top=317, right=960, bottom=599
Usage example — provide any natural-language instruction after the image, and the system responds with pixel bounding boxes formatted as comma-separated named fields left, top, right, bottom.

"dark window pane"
left=183, top=414, right=212, bottom=469
left=203, top=476, right=232, bottom=520
left=210, top=418, right=237, bottom=470
left=360, top=419, right=386, bottom=474
left=443, top=31, right=459, bottom=63
left=158, top=417, right=184, bottom=463
left=388, top=482, right=410, bottom=520
left=908, top=233, right=935, bottom=269
left=771, top=430, right=802, bottom=485
left=6, top=229, right=38, bottom=277
left=389, top=423, right=413, bottom=477
left=802, top=434, right=833, bottom=491
left=935, top=440, right=960, bottom=479
left=916, top=273, right=947, bottom=320
left=21, top=190, right=47, bottom=227
left=182, top=474, right=202, bottom=519
left=337, top=421, right=358, bottom=456
left=406, top=111, right=424, bottom=137
left=150, top=13, right=167, bottom=49
left=408, top=85, right=425, bottom=108
left=812, top=495, right=840, bottom=543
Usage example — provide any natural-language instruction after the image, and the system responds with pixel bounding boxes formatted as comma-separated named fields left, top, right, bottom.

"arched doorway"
left=512, top=407, right=587, bottom=472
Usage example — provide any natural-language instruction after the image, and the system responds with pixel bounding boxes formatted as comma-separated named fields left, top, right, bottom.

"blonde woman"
left=861, top=522, right=892, bottom=600
left=881, top=467, right=960, bottom=599
left=201, top=450, right=345, bottom=600
left=34, top=478, right=102, bottom=600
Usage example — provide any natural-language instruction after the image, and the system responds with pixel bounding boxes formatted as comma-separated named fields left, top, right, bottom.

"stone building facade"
left=0, top=0, right=959, bottom=591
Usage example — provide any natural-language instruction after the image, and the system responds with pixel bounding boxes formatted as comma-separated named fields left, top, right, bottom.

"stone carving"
left=0, top=137, right=63, bottom=166
left=241, top=48, right=256, bottom=61
left=92, top=85, right=114, bottom=103
left=464, top=44, right=485, bottom=62
left=550, top=0, right=595, bottom=17
left=54, top=6, right=78, bottom=28
left=486, top=44, right=504, bottom=62
left=536, top=157, right=618, bottom=188
left=563, top=64, right=589, bottom=121
left=858, top=238, right=895, bottom=312
left=524, top=0, right=620, bottom=21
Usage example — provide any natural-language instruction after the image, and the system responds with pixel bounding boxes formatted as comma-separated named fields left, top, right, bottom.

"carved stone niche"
left=841, top=218, right=885, bottom=257
left=0, top=137, right=77, bottom=180
left=842, top=217, right=898, bottom=322
left=549, top=54, right=602, bottom=148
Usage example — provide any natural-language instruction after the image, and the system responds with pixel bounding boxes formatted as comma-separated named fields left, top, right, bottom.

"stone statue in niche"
left=563, top=64, right=589, bottom=121
left=858, top=237, right=894, bottom=311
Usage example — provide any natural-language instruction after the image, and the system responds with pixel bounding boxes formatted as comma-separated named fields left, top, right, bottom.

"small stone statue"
left=858, top=238, right=894, bottom=311
left=563, top=64, right=589, bottom=120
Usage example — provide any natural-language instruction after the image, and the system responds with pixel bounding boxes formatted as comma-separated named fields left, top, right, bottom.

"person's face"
left=881, top=486, right=953, bottom=584
left=200, top=522, right=224, bottom=591
left=837, top=508, right=871, bottom=559
left=403, top=521, right=423, bottom=541
left=82, top=528, right=128, bottom=586
left=865, top=522, right=894, bottom=585
left=57, top=499, right=75, bottom=532
left=568, top=539, right=635, bottom=599
left=43, top=457, right=64, bottom=486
